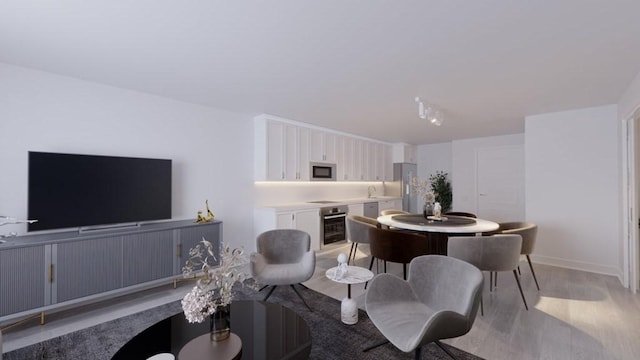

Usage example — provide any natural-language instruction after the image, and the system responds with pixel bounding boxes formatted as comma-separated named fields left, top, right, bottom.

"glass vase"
left=423, top=203, right=434, bottom=218
left=210, top=304, right=230, bottom=342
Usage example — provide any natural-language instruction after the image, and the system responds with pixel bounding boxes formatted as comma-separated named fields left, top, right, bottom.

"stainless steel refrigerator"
left=387, top=162, right=418, bottom=213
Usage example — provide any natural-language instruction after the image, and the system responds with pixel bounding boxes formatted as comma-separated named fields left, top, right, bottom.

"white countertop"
left=256, top=196, right=401, bottom=211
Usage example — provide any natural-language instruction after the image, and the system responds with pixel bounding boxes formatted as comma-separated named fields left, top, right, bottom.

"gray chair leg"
left=363, top=339, right=389, bottom=352
left=348, top=242, right=357, bottom=264
left=365, top=256, right=376, bottom=289
left=290, top=284, right=313, bottom=312
left=435, top=340, right=458, bottom=360
left=480, top=295, right=484, bottom=316
left=526, top=255, right=541, bottom=290
left=263, top=285, right=277, bottom=301
left=513, top=270, right=529, bottom=310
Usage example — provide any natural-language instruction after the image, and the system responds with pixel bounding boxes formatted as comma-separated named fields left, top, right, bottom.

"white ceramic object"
left=341, top=297, right=358, bottom=325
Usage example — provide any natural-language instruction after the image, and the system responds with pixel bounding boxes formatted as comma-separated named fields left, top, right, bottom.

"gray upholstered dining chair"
left=447, top=234, right=528, bottom=313
left=364, top=255, right=483, bottom=360
left=346, top=215, right=378, bottom=265
left=499, top=221, right=540, bottom=290
left=250, top=229, right=316, bottom=311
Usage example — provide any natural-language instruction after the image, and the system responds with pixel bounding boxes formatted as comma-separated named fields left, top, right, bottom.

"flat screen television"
left=28, top=151, right=172, bottom=232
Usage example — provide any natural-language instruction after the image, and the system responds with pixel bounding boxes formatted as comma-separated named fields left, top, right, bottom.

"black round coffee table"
left=112, top=300, right=311, bottom=360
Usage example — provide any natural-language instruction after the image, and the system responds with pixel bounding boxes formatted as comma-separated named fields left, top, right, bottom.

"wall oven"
left=320, top=205, right=348, bottom=247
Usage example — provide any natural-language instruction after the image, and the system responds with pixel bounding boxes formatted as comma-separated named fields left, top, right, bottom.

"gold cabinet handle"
left=48, top=264, right=54, bottom=283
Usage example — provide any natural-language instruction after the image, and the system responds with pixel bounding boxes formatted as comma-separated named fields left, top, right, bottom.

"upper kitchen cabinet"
left=255, top=114, right=394, bottom=182
left=310, top=130, right=337, bottom=163
left=255, top=116, right=308, bottom=181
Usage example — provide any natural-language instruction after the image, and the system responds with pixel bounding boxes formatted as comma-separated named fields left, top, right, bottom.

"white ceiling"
left=2, top=1, right=640, bottom=145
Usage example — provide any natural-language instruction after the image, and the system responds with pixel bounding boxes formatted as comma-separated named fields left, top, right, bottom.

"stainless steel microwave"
left=310, top=162, right=336, bottom=181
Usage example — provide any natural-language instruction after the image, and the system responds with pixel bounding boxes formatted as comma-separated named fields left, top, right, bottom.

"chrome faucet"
left=367, top=185, right=377, bottom=198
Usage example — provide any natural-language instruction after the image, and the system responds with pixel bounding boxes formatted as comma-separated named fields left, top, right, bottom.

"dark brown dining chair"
left=444, top=211, right=477, bottom=218
left=368, top=227, right=431, bottom=280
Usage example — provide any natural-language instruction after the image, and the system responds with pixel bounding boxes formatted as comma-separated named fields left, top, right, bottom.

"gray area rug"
left=4, top=284, right=483, bottom=360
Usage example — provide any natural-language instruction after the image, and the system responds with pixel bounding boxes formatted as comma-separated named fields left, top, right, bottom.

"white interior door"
left=476, top=145, right=525, bottom=222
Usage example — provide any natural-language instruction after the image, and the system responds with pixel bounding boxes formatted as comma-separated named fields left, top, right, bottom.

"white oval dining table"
left=376, top=214, right=499, bottom=234
left=376, top=214, right=500, bottom=255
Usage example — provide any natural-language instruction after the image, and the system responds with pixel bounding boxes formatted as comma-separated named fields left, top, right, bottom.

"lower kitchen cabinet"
left=378, top=199, right=403, bottom=215
left=255, top=208, right=321, bottom=251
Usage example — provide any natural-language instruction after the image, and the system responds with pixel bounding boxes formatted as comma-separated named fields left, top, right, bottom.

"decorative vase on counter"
left=433, top=202, right=442, bottom=219
left=423, top=203, right=434, bottom=218
left=210, top=305, right=231, bottom=342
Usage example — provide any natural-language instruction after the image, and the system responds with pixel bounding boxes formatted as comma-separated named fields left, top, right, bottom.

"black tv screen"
left=28, top=151, right=172, bottom=231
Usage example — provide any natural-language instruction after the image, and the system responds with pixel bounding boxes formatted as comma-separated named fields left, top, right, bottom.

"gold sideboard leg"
left=40, top=311, right=45, bottom=325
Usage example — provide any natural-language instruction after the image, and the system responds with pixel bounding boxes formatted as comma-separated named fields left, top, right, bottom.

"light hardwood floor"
left=3, top=242, right=640, bottom=360
left=311, top=243, right=640, bottom=360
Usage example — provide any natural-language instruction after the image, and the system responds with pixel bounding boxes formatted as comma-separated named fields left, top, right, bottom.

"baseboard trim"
left=531, top=254, right=624, bottom=285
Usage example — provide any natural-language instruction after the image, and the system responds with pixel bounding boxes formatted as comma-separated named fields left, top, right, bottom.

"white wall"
left=525, top=105, right=621, bottom=278
left=416, top=142, right=452, bottom=181
left=450, top=134, right=524, bottom=215
left=0, top=63, right=256, bottom=251
left=619, top=70, right=640, bottom=120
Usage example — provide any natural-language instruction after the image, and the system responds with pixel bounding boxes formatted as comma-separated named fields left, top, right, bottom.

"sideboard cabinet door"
left=176, top=223, right=222, bottom=273
left=123, top=231, right=174, bottom=287
left=0, top=245, right=47, bottom=316
left=55, top=236, right=123, bottom=303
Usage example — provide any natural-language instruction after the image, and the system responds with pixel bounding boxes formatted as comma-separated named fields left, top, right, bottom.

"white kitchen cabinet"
left=378, top=199, right=403, bottom=215
left=310, top=130, right=337, bottom=163
left=337, top=136, right=355, bottom=181
left=383, top=144, right=393, bottom=181
left=256, top=114, right=393, bottom=182
left=265, top=120, right=286, bottom=180
left=256, top=208, right=321, bottom=250
left=348, top=203, right=364, bottom=217
left=255, top=116, right=308, bottom=181
left=352, top=139, right=364, bottom=180
left=281, top=123, right=310, bottom=181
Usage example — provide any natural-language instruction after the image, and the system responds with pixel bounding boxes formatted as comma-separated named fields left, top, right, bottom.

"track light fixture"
left=415, top=97, right=444, bottom=126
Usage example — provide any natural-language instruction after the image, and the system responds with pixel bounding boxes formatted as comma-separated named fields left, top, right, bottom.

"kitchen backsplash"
left=254, top=181, right=386, bottom=206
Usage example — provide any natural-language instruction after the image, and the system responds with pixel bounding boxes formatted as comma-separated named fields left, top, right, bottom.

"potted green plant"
left=429, top=171, right=452, bottom=213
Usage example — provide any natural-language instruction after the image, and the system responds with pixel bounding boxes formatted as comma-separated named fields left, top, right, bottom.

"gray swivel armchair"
left=364, top=255, right=483, bottom=360
left=448, top=234, right=528, bottom=314
left=346, top=215, right=378, bottom=265
left=250, top=229, right=316, bottom=311
left=499, top=222, right=540, bottom=290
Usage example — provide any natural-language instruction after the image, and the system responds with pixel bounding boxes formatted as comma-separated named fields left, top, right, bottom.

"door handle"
left=479, top=193, right=488, bottom=196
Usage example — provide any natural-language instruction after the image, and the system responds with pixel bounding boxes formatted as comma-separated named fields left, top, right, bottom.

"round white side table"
left=325, top=266, right=374, bottom=325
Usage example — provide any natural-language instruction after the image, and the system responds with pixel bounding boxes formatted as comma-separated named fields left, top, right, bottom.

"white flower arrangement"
left=180, top=238, right=252, bottom=323
left=411, top=176, right=436, bottom=203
